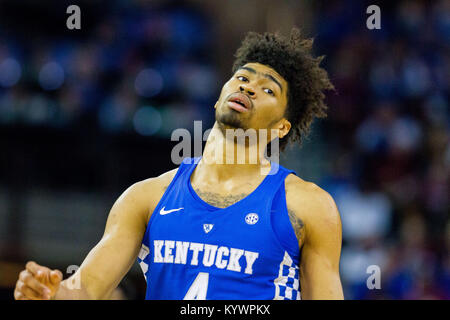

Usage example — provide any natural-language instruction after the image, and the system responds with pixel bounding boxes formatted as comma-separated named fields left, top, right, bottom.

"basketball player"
left=14, top=28, right=343, bottom=300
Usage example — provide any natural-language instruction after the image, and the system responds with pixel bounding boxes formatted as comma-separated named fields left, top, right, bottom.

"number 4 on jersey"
left=183, top=272, right=209, bottom=300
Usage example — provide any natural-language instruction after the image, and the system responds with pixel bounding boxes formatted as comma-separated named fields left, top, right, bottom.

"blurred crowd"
left=315, top=0, right=449, bottom=299
left=0, top=1, right=218, bottom=136
left=0, top=0, right=448, bottom=299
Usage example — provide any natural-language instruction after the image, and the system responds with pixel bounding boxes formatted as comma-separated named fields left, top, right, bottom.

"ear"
left=214, top=101, right=218, bottom=109
left=277, top=119, right=291, bottom=139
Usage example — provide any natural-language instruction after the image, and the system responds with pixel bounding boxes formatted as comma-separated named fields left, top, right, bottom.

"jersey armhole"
left=270, top=175, right=301, bottom=263
left=145, top=160, right=189, bottom=231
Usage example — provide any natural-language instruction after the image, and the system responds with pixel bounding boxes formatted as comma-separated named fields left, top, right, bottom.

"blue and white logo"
left=245, top=213, right=259, bottom=225
left=203, top=224, right=214, bottom=233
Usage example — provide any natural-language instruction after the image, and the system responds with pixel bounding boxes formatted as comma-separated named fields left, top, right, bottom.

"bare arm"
left=286, top=178, right=344, bottom=300
left=15, top=169, right=177, bottom=300
left=56, top=180, right=150, bottom=299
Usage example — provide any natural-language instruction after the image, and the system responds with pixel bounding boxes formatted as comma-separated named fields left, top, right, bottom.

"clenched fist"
left=14, top=261, right=63, bottom=300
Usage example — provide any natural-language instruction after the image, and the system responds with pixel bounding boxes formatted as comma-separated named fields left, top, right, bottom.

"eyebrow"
left=238, top=66, right=283, bottom=93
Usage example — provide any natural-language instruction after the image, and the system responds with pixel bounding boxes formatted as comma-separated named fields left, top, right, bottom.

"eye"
left=237, top=75, right=248, bottom=82
left=264, top=88, right=275, bottom=96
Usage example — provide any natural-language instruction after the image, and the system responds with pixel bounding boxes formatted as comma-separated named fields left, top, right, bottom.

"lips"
left=227, top=93, right=252, bottom=113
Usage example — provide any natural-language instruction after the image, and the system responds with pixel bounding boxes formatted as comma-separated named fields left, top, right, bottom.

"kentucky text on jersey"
left=152, top=240, right=259, bottom=274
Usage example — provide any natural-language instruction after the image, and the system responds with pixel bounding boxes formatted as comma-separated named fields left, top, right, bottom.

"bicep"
left=299, top=190, right=343, bottom=300
left=74, top=181, right=150, bottom=299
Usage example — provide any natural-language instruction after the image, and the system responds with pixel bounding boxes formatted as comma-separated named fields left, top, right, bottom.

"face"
left=214, top=62, right=291, bottom=140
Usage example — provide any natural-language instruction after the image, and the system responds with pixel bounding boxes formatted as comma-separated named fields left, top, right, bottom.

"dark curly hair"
left=232, top=27, right=334, bottom=151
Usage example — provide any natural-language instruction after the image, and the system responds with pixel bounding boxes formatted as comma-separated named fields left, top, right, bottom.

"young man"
left=14, top=28, right=343, bottom=300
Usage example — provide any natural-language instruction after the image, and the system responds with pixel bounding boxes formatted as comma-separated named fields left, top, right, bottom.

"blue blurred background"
left=0, top=0, right=448, bottom=299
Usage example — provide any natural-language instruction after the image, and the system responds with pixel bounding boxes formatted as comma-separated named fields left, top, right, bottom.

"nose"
left=239, top=85, right=255, bottom=96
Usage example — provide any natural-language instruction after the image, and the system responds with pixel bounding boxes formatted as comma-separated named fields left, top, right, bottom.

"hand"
left=14, top=261, right=63, bottom=300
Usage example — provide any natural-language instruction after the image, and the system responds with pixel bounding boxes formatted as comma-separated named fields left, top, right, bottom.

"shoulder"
left=285, top=174, right=337, bottom=214
left=284, top=174, right=341, bottom=242
left=120, top=168, right=179, bottom=223
left=123, top=168, right=178, bottom=197
left=139, top=168, right=179, bottom=190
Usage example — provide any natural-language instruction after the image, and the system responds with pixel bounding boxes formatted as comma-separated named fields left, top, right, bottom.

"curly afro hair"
left=232, top=27, right=334, bottom=151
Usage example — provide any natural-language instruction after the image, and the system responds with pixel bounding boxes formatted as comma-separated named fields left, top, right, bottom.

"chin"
left=215, top=109, right=246, bottom=131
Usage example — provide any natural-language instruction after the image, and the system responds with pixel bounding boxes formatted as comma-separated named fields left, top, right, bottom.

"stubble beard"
left=215, top=104, right=249, bottom=134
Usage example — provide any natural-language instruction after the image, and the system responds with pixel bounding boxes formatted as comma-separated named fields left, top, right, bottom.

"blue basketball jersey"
left=137, top=157, right=301, bottom=300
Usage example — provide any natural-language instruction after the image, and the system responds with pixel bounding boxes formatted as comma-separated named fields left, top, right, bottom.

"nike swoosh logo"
left=160, top=206, right=184, bottom=215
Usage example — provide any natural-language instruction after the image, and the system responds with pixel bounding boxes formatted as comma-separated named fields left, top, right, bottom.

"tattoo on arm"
left=194, top=189, right=249, bottom=208
left=288, top=209, right=305, bottom=247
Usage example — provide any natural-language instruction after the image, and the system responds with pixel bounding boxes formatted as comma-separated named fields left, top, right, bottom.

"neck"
left=198, top=122, right=271, bottom=182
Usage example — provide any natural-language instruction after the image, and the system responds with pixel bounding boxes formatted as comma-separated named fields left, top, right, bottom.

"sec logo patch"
left=245, top=213, right=259, bottom=225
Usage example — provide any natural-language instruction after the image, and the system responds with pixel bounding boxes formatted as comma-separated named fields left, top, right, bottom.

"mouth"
left=227, top=93, right=252, bottom=113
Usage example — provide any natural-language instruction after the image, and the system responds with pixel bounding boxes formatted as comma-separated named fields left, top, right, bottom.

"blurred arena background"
left=0, top=0, right=448, bottom=300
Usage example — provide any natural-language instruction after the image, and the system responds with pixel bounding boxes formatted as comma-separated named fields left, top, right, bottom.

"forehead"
left=238, top=62, right=287, bottom=87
